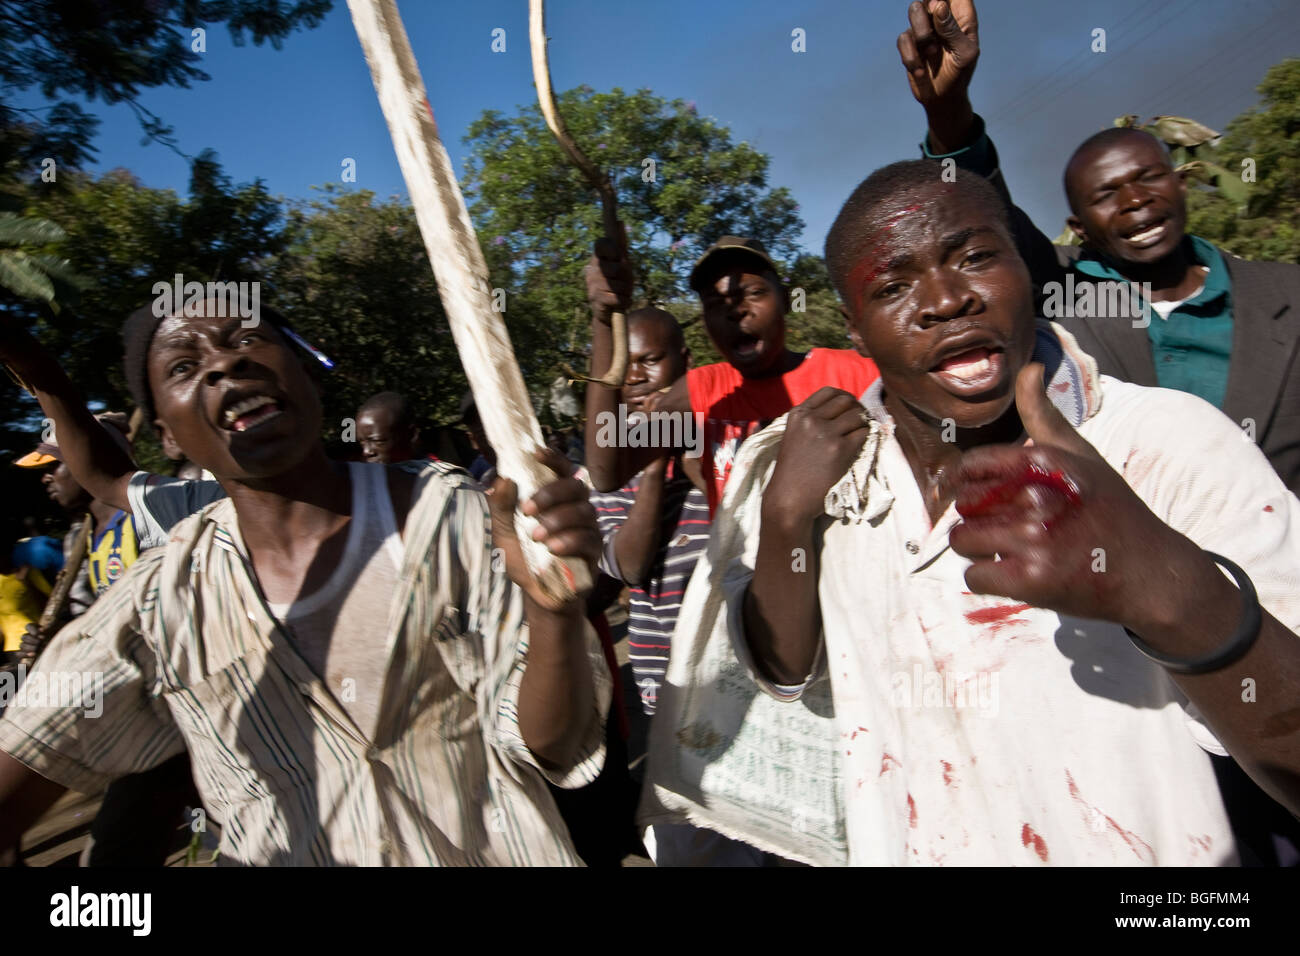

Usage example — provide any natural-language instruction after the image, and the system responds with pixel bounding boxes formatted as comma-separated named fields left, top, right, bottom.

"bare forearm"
left=743, top=508, right=823, bottom=686
left=584, top=321, right=684, bottom=491
left=0, top=751, right=67, bottom=854
left=924, top=97, right=977, bottom=155
left=12, top=341, right=134, bottom=510
left=517, top=599, right=598, bottom=772
left=1124, top=545, right=1300, bottom=814
left=584, top=319, right=624, bottom=491
left=612, top=463, right=667, bottom=587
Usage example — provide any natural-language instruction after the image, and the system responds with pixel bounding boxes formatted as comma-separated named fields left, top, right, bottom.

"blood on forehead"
left=844, top=202, right=922, bottom=314
left=844, top=187, right=969, bottom=314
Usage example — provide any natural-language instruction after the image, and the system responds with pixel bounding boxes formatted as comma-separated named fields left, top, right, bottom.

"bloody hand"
left=949, top=363, right=1199, bottom=632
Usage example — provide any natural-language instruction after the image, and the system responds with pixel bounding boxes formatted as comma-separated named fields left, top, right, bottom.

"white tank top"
left=267, top=462, right=403, bottom=740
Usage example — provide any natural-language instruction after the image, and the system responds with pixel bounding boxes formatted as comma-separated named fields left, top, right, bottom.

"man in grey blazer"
left=894, top=0, right=1300, bottom=866
left=895, top=0, right=1300, bottom=497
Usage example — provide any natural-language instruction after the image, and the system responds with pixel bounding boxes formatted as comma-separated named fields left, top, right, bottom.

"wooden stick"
left=15, top=514, right=91, bottom=668
left=345, top=0, right=589, bottom=602
left=528, top=0, right=628, bottom=390
left=4, top=363, right=33, bottom=396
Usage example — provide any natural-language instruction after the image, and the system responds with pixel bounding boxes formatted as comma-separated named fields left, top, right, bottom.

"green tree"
left=461, top=87, right=807, bottom=389
left=1185, top=58, right=1300, bottom=264
left=0, top=211, right=81, bottom=309
left=0, top=0, right=332, bottom=169
left=269, top=184, right=465, bottom=445
left=16, top=151, right=283, bottom=403
left=0, top=152, right=284, bottom=474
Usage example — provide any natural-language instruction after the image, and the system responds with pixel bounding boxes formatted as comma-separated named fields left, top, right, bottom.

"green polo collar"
left=1074, top=235, right=1230, bottom=308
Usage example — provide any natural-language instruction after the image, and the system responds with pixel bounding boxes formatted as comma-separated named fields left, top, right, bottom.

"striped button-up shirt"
left=591, top=463, right=709, bottom=714
left=0, top=461, right=610, bottom=865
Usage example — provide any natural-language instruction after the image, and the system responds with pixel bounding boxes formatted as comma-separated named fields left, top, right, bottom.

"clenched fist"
left=765, top=388, right=873, bottom=527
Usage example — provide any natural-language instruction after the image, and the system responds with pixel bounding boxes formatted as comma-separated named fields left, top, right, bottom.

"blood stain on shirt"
left=941, top=760, right=955, bottom=787
left=907, top=793, right=918, bottom=829
left=1021, top=823, right=1049, bottom=862
left=880, top=752, right=901, bottom=776
left=1066, top=769, right=1156, bottom=864
left=1122, top=449, right=1160, bottom=488
left=965, top=603, right=1032, bottom=632
left=851, top=725, right=869, bottom=740
left=1264, top=504, right=1275, bottom=512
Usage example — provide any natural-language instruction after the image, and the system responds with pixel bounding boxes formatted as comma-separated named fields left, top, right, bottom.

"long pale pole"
left=345, top=0, right=588, bottom=601
left=528, top=0, right=628, bottom=390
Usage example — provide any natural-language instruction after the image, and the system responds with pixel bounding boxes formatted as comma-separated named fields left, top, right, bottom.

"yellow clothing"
left=0, top=574, right=42, bottom=652
left=86, top=510, right=139, bottom=597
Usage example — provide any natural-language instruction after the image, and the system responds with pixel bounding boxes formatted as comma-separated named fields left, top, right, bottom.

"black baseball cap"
left=688, top=236, right=781, bottom=293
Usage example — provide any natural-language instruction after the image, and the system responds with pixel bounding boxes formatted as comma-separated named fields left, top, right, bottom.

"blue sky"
left=28, top=0, right=1300, bottom=260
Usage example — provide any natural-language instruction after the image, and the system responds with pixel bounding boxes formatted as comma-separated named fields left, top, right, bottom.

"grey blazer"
left=944, top=126, right=1300, bottom=495
left=1052, top=246, right=1300, bottom=497
left=984, top=152, right=1300, bottom=497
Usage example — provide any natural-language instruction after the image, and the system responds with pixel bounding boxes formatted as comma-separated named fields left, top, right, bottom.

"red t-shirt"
left=686, top=348, right=879, bottom=515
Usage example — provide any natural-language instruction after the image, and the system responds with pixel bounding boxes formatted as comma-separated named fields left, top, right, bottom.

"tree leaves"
left=0, top=1, right=332, bottom=167
left=0, top=249, right=55, bottom=301
left=1146, top=115, right=1221, bottom=148
left=0, top=211, right=66, bottom=245
left=461, top=86, right=808, bottom=393
left=1184, top=57, right=1300, bottom=263
left=0, top=212, right=83, bottom=309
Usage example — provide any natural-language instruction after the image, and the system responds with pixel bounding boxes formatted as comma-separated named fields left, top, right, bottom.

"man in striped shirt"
left=0, top=299, right=610, bottom=866
left=589, top=308, right=709, bottom=717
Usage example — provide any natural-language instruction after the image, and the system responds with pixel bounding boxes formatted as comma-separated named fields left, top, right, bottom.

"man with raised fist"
left=896, top=0, right=1300, bottom=864
left=897, top=0, right=1300, bottom=497
left=652, top=158, right=1300, bottom=866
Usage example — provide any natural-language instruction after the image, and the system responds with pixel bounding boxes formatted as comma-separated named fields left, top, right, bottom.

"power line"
left=986, top=0, right=1194, bottom=128
left=1135, top=0, right=1290, bottom=117
left=992, top=0, right=1205, bottom=133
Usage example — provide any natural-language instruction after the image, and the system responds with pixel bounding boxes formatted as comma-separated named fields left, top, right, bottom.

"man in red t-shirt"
left=585, top=236, right=879, bottom=513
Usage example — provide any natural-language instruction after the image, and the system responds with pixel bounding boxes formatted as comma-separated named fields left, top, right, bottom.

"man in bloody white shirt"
left=649, top=160, right=1300, bottom=866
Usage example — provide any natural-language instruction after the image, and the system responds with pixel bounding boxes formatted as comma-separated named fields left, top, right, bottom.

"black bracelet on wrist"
left=1124, top=552, right=1262, bottom=675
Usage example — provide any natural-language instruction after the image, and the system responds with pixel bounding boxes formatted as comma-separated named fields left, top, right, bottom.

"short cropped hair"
left=358, top=390, right=415, bottom=428
left=1063, top=127, right=1170, bottom=214
left=626, top=306, right=686, bottom=352
left=824, top=159, right=1012, bottom=306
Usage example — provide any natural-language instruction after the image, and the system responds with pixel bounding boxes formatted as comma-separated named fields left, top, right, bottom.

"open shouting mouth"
left=731, top=330, right=764, bottom=362
left=1119, top=216, right=1168, bottom=249
left=220, top=393, right=284, bottom=433
left=929, top=335, right=1008, bottom=397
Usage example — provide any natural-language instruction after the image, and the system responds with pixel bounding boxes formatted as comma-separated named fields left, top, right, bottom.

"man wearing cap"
left=584, top=236, right=880, bottom=514
left=0, top=304, right=236, bottom=552
left=11, top=412, right=201, bottom=867
left=14, top=413, right=138, bottom=604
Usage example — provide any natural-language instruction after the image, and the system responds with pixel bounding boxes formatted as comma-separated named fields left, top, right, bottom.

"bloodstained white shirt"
left=697, top=316, right=1300, bottom=864
left=764, top=371, right=1300, bottom=865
